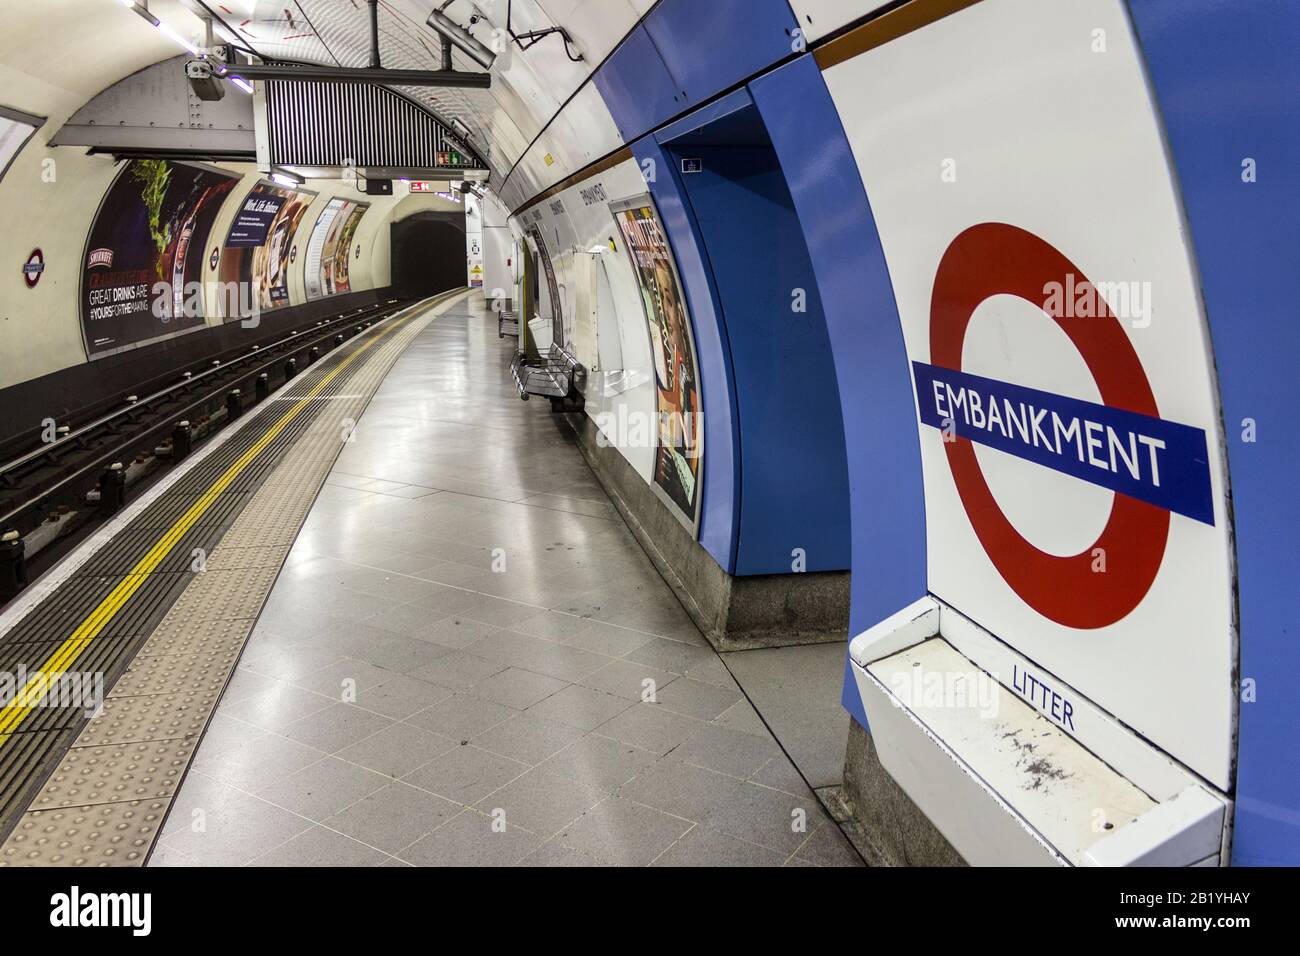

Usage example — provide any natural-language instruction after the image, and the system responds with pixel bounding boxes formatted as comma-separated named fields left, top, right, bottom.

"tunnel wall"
left=0, top=129, right=463, bottom=454
left=0, top=147, right=462, bottom=395
left=495, top=0, right=1297, bottom=863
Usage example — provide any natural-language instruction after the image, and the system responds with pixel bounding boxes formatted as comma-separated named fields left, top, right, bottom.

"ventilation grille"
left=264, top=80, right=483, bottom=171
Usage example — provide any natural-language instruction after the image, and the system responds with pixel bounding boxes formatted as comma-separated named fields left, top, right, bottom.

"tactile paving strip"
left=0, top=292, right=462, bottom=862
left=30, top=738, right=199, bottom=810
left=0, top=293, right=462, bottom=858
left=2, top=800, right=171, bottom=867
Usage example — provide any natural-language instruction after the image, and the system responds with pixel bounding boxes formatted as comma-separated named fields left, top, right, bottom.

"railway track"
left=0, top=297, right=418, bottom=604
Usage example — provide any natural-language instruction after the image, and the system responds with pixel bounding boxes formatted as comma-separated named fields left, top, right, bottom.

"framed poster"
left=80, top=159, right=238, bottom=358
left=525, top=224, right=565, bottom=350
left=218, top=180, right=315, bottom=319
left=609, top=194, right=703, bottom=529
left=303, top=197, right=369, bottom=300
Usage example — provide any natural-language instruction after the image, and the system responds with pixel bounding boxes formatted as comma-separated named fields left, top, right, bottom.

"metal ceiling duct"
left=427, top=8, right=497, bottom=71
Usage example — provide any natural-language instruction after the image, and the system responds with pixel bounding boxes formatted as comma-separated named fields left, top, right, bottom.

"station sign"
left=22, top=248, right=44, bottom=288
left=821, top=0, right=1236, bottom=787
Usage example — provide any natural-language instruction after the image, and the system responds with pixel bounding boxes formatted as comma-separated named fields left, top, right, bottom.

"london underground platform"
left=0, top=0, right=1294, bottom=891
left=0, top=294, right=859, bottom=868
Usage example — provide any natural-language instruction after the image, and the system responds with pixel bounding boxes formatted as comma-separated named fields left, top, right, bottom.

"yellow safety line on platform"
left=0, top=305, right=425, bottom=746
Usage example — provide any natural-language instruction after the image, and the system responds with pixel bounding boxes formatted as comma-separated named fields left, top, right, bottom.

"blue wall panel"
left=750, top=56, right=929, bottom=726
left=630, top=137, right=741, bottom=571
left=592, top=26, right=689, bottom=143
left=1127, top=0, right=1300, bottom=867
left=644, top=0, right=799, bottom=109
left=666, top=139, right=850, bottom=575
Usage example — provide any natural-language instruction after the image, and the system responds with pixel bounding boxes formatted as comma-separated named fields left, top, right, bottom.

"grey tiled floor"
left=151, top=295, right=862, bottom=868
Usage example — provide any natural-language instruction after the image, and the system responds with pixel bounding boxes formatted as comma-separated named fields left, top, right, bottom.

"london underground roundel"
left=23, top=248, right=45, bottom=288
left=914, top=223, right=1214, bottom=630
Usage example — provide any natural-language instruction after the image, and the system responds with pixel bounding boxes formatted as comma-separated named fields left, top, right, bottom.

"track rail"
left=0, top=300, right=411, bottom=533
left=0, top=291, right=459, bottom=841
left=0, top=297, right=421, bottom=603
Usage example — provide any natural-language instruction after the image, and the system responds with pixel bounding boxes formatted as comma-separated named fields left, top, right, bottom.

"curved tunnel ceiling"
left=4, top=0, right=653, bottom=203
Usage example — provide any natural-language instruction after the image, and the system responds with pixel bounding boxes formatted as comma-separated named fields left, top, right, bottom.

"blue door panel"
left=592, top=26, right=689, bottom=142
left=644, top=0, right=799, bottom=108
left=750, top=55, right=929, bottom=726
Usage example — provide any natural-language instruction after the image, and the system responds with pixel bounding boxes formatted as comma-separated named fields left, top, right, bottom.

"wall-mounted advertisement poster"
left=304, top=198, right=369, bottom=300
left=610, top=195, right=702, bottom=528
left=218, top=180, right=314, bottom=319
left=80, top=159, right=237, bottom=357
left=525, top=225, right=565, bottom=349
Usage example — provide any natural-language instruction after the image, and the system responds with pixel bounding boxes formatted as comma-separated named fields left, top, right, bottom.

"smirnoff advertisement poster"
left=80, top=159, right=238, bottom=358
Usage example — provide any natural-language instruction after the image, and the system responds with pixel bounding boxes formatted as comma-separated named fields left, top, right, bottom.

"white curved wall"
left=0, top=147, right=460, bottom=391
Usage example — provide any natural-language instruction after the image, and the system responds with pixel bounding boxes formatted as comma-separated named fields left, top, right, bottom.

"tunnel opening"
left=389, top=210, right=468, bottom=300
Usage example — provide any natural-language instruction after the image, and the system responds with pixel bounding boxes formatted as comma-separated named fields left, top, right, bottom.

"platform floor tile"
left=149, top=297, right=863, bottom=867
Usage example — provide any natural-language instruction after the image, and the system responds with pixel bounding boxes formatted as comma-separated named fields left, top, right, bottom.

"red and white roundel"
left=931, top=223, right=1167, bottom=629
left=823, top=0, right=1236, bottom=786
left=22, top=249, right=45, bottom=288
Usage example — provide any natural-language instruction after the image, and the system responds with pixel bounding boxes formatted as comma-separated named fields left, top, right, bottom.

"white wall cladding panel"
left=558, top=82, right=625, bottom=164
left=483, top=106, right=534, bottom=173
left=0, top=0, right=200, bottom=111
left=512, top=164, right=541, bottom=206
left=535, top=113, right=589, bottom=182
left=0, top=148, right=121, bottom=389
left=490, top=55, right=564, bottom=139
left=540, top=0, right=642, bottom=65
left=486, top=72, right=549, bottom=145
left=498, top=178, right=528, bottom=217
left=821, top=0, right=1236, bottom=788
left=511, top=158, right=660, bottom=481
left=521, top=141, right=573, bottom=198
left=788, top=1, right=895, bottom=43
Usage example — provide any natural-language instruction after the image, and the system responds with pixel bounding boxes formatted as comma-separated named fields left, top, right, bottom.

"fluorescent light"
left=271, top=168, right=304, bottom=187
left=157, top=22, right=199, bottom=54
left=229, top=75, right=254, bottom=94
